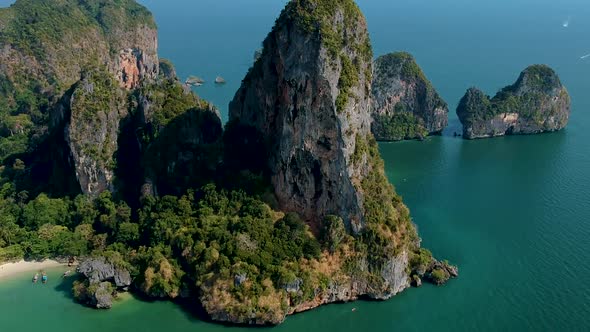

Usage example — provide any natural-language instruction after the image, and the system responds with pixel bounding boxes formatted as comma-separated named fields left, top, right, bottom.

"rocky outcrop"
left=229, top=0, right=374, bottom=234
left=158, top=59, right=177, bottom=80
left=371, top=52, right=448, bottom=141
left=457, top=65, right=571, bottom=139
left=74, top=256, right=132, bottom=309
left=77, top=257, right=132, bottom=288
left=409, top=248, right=458, bottom=287
left=65, top=70, right=128, bottom=196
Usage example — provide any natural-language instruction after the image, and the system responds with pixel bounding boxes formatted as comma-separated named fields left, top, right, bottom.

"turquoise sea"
left=1, top=0, right=590, bottom=331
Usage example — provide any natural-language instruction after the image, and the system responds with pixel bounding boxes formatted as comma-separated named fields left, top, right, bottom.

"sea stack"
left=223, top=0, right=455, bottom=324
left=371, top=52, right=448, bottom=141
left=457, top=65, right=571, bottom=139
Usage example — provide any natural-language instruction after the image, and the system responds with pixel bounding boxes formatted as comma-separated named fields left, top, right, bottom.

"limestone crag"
left=371, top=52, right=448, bottom=141
left=77, top=257, right=132, bottom=288
left=457, top=65, right=570, bottom=139
left=229, top=0, right=374, bottom=234
left=65, top=70, right=128, bottom=196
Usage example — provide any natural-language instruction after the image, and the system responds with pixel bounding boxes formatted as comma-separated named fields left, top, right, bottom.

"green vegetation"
left=353, top=134, right=417, bottom=264
left=430, top=268, right=446, bottom=284
left=373, top=112, right=429, bottom=141
left=336, top=56, right=359, bottom=113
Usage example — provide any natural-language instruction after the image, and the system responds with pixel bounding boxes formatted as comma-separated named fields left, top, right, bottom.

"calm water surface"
left=1, top=0, right=590, bottom=330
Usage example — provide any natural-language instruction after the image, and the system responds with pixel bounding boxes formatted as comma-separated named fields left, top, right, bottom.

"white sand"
left=0, top=260, right=66, bottom=280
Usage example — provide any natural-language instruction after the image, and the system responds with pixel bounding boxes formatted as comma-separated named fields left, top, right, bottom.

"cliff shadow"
left=53, top=273, right=79, bottom=300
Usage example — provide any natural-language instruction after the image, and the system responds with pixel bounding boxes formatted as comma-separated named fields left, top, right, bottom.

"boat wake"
left=563, top=16, right=571, bottom=28
left=580, top=53, right=590, bottom=60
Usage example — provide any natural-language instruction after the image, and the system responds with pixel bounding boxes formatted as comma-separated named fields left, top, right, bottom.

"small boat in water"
left=41, top=272, right=47, bottom=284
left=32, top=273, right=39, bottom=283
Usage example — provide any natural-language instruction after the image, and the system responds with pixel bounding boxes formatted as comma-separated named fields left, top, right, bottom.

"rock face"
left=143, top=105, right=223, bottom=196
left=65, top=70, right=128, bottom=196
left=371, top=52, right=448, bottom=141
left=77, top=257, right=132, bottom=288
left=457, top=65, right=571, bottom=139
left=229, top=0, right=374, bottom=234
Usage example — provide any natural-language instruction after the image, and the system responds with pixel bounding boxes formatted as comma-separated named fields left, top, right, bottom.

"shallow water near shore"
left=2, top=0, right=590, bottom=331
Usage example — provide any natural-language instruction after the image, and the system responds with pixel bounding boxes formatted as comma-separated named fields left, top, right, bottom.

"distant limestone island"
left=0, top=0, right=457, bottom=327
left=371, top=52, right=448, bottom=141
left=457, top=65, right=571, bottom=139
left=185, top=75, right=226, bottom=87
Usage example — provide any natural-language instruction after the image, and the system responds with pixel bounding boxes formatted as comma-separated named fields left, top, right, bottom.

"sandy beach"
left=0, top=260, right=66, bottom=280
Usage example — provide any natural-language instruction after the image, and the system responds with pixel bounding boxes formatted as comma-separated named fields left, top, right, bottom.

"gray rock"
left=93, top=282, right=114, bottom=309
left=282, top=278, right=303, bottom=293
left=77, top=257, right=131, bottom=288
left=228, top=0, right=374, bottom=234
left=412, top=275, right=422, bottom=287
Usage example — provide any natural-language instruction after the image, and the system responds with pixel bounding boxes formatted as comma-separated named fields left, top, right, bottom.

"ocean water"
left=1, top=0, right=590, bottom=331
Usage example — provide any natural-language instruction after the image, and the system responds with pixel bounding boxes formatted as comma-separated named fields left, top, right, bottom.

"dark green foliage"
left=353, top=134, right=416, bottom=261
left=373, top=112, right=428, bottom=141
left=321, top=215, right=347, bottom=253
left=142, top=107, right=223, bottom=196
left=0, top=186, right=131, bottom=262
left=336, top=55, right=359, bottom=113
left=137, top=185, right=321, bottom=291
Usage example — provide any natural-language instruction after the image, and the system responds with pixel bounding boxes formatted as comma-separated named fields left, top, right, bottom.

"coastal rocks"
left=409, top=248, right=458, bottom=286
left=228, top=0, right=375, bottom=233
left=186, top=76, right=205, bottom=86
left=73, top=257, right=132, bottom=309
left=73, top=281, right=116, bottom=309
left=65, top=69, right=128, bottom=196
left=371, top=52, right=448, bottom=141
left=457, top=65, right=571, bottom=139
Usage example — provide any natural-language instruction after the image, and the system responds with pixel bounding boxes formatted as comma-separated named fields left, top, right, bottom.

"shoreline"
left=0, top=260, right=67, bottom=280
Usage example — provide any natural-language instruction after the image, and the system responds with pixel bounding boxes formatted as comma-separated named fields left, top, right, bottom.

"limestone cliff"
left=229, top=0, right=374, bottom=234
left=457, top=65, right=570, bottom=139
left=371, top=52, right=448, bottom=141
left=0, top=0, right=158, bottom=195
